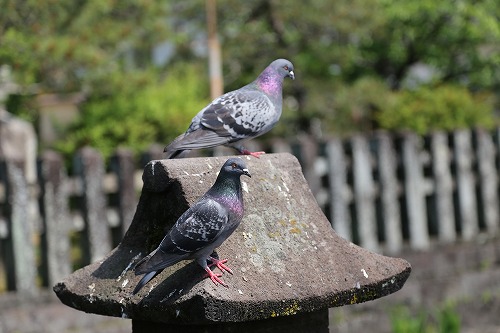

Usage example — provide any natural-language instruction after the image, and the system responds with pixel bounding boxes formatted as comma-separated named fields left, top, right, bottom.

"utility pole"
left=206, top=0, right=223, bottom=99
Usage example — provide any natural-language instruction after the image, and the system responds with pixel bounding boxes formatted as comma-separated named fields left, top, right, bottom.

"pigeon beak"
left=288, top=71, right=295, bottom=80
left=242, top=168, right=251, bottom=178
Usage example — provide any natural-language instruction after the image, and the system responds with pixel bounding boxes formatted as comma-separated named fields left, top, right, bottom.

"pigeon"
left=164, top=58, right=295, bottom=159
left=132, top=157, right=251, bottom=294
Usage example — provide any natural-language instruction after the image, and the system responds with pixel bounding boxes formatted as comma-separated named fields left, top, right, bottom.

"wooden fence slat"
left=475, top=129, right=499, bottom=234
left=430, top=132, right=456, bottom=242
left=0, top=161, right=15, bottom=291
left=6, top=161, right=38, bottom=295
left=74, top=147, right=111, bottom=263
left=401, top=133, right=430, bottom=250
left=40, top=151, right=72, bottom=287
left=140, top=144, right=166, bottom=167
left=453, top=130, right=479, bottom=241
left=3, top=127, right=500, bottom=297
left=325, top=139, right=352, bottom=241
left=376, top=132, right=402, bottom=253
left=351, top=135, right=379, bottom=252
left=111, top=148, right=137, bottom=234
left=270, top=138, right=293, bottom=154
left=299, top=136, right=321, bottom=199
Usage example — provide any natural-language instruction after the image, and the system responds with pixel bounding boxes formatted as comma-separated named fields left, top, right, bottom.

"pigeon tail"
left=163, top=133, right=188, bottom=158
left=134, top=249, right=187, bottom=275
left=132, top=270, right=161, bottom=295
left=164, top=148, right=187, bottom=159
left=132, top=249, right=188, bottom=294
left=164, top=129, right=232, bottom=158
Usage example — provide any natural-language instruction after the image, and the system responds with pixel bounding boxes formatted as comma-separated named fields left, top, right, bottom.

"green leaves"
left=377, top=85, right=495, bottom=134
left=56, top=64, right=209, bottom=159
left=0, top=0, right=169, bottom=92
left=2, top=0, right=499, bottom=154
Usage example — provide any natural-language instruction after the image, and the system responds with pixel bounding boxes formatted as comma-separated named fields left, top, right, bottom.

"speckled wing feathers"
left=168, top=198, right=229, bottom=252
left=164, top=88, right=278, bottom=156
left=200, top=90, right=276, bottom=139
left=134, top=198, right=228, bottom=274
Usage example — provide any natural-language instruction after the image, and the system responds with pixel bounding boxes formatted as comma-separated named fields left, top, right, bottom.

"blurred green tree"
left=228, top=0, right=500, bottom=133
left=55, top=64, right=209, bottom=159
left=1, top=0, right=499, bottom=156
left=353, top=0, right=500, bottom=90
left=0, top=1, right=211, bottom=156
left=187, top=0, right=500, bottom=135
left=377, top=85, right=495, bottom=134
left=0, top=0, right=169, bottom=92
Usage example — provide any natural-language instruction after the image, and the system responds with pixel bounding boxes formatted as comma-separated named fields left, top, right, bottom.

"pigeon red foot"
left=203, top=257, right=233, bottom=287
left=240, top=149, right=266, bottom=158
left=204, top=267, right=228, bottom=287
left=209, top=257, right=233, bottom=274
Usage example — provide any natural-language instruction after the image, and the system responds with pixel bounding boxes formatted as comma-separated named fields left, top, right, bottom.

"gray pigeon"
left=132, top=158, right=251, bottom=294
left=164, top=59, right=295, bottom=158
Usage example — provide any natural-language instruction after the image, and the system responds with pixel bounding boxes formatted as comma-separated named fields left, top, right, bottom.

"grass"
left=390, top=303, right=460, bottom=333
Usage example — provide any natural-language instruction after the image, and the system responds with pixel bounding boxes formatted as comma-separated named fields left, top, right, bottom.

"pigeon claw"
left=204, top=268, right=228, bottom=287
left=209, top=257, right=233, bottom=275
left=241, top=149, right=266, bottom=158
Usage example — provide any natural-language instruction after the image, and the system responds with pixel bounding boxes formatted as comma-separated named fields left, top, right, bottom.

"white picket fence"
left=278, top=129, right=499, bottom=254
left=0, top=127, right=499, bottom=296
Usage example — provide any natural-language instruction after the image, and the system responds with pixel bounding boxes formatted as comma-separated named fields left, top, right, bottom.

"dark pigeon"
left=132, top=157, right=251, bottom=294
left=164, top=59, right=295, bottom=158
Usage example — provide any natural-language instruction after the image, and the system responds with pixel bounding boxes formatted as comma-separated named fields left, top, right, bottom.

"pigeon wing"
left=165, top=128, right=233, bottom=153
left=167, top=197, right=229, bottom=252
left=200, top=90, right=276, bottom=139
left=164, top=90, right=274, bottom=153
left=134, top=198, right=228, bottom=274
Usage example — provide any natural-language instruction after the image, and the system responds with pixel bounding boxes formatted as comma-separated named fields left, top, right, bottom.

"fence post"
left=39, top=151, right=72, bottom=287
left=375, top=132, right=402, bottom=253
left=325, top=138, right=352, bottom=240
left=298, top=136, right=321, bottom=198
left=5, top=160, right=38, bottom=295
left=270, top=138, right=293, bottom=154
left=351, top=135, right=378, bottom=252
left=475, top=129, right=499, bottom=235
left=401, top=133, right=430, bottom=250
left=430, top=132, right=456, bottom=242
left=74, top=147, right=111, bottom=263
left=111, top=148, right=137, bottom=234
left=140, top=144, right=165, bottom=167
left=453, top=130, right=478, bottom=241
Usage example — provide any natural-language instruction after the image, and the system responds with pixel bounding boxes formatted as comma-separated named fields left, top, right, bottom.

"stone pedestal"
left=53, top=153, right=411, bottom=326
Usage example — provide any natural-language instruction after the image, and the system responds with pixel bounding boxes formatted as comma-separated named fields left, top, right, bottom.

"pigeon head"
left=256, top=59, right=295, bottom=96
left=221, top=158, right=251, bottom=178
left=271, top=58, right=295, bottom=80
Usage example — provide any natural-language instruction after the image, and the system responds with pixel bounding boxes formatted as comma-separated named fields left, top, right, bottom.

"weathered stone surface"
left=53, top=153, right=411, bottom=324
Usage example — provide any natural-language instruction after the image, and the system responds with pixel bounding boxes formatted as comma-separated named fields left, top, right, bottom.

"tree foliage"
left=376, top=85, right=495, bottom=134
left=1, top=0, right=499, bottom=157
left=354, top=0, right=500, bottom=90
left=55, top=64, right=209, bottom=159
left=174, top=0, right=499, bottom=136
left=0, top=0, right=169, bottom=92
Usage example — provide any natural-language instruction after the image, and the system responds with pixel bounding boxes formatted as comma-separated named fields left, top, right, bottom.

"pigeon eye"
left=283, top=65, right=289, bottom=71
left=231, top=163, right=237, bottom=169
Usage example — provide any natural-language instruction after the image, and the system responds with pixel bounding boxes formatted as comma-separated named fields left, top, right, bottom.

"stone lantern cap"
left=54, top=153, right=411, bottom=324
